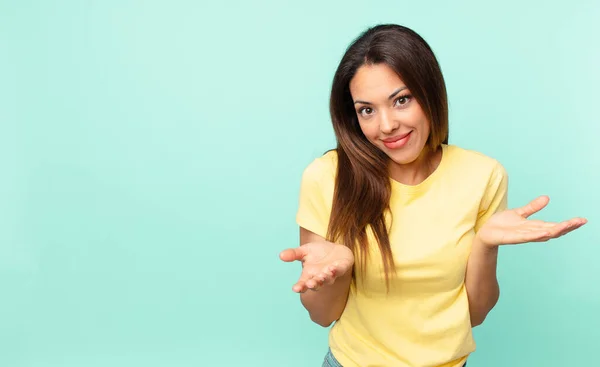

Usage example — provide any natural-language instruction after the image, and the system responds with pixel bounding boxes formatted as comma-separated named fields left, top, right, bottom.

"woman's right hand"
left=279, top=241, right=354, bottom=293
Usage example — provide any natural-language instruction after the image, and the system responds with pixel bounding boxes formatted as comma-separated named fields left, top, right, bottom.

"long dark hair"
left=326, top=24, right=449, bottom=289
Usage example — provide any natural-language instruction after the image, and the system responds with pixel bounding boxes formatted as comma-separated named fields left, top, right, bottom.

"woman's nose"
left=379, top=112, right=399, bottom=134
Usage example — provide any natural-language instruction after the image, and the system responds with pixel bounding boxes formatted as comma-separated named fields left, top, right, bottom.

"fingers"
left=514, top=195, right=550, bottom=218
left=293, top=264, right=338, bottom=293
left=546, top=217, right=587, bottom=239
left=514, top=217, right=587, bottom=243
left=292, top=280, right=308, bottom=293
left=279, top=247, right=306, bottom=262
left=291, top=269, right=317, bottom=293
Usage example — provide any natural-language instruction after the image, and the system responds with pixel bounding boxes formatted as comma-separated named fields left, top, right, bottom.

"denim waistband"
left=322, top=348, right=342, bottom=367
left=321, top=348, right=467, bottom=367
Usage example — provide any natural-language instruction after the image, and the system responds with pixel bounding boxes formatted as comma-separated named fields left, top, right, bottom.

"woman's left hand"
left=476, top=195, right=587, bottom=248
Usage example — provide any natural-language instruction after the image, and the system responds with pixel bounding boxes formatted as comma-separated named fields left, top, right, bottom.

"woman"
left=279, top=24, right=586, bottom=367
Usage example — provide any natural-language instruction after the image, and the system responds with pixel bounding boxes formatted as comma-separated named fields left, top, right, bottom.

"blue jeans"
left=322, top=348, right=343, bottom=367
left=322, top=348, right=467, bottom=367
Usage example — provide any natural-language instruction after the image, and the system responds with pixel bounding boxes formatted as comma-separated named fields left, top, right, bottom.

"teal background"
left=1, top=0, right=598, bottom=366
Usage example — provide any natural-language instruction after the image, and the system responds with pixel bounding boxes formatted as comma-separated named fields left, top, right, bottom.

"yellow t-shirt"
left=295, top=144, right=508, bottom=367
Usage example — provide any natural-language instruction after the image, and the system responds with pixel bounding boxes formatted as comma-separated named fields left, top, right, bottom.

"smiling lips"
left=382, top=131, right=412, bottom=149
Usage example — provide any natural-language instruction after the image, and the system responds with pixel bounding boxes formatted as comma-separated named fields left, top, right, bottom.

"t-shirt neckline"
left=390, top=144, right=449, bottom=194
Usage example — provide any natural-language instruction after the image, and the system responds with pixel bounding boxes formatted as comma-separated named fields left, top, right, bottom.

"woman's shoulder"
left=444, top=144, right=507, bottom=184
left=446, top=144, right=505, bottom=171
left=301, top=149, right=338, bottom=181
left=442, top=145, right=508, bottom=207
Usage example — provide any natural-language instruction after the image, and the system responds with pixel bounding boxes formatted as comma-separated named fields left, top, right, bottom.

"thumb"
left=279, top=247, right=307, bottom=262
left=514, top=195, right=550, bottom=218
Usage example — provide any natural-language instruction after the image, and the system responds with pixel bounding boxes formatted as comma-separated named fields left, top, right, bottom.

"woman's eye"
left=394, top=95, right=412, bottom=107
left=359, top=107, right=373, bottom=116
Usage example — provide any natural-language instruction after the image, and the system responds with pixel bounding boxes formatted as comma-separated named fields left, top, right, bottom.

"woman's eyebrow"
left=353, top=86, right=408, bottom=105
left=388, top=87, right=407, bottom=99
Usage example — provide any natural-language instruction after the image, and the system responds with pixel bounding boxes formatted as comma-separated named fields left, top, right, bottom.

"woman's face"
left=349, top=63, right=430, bottom=166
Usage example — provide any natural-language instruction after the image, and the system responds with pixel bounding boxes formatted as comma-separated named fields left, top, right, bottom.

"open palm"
left=279, top=241, right=354, bottom=292
left=477, top=195, right=587, bottom=247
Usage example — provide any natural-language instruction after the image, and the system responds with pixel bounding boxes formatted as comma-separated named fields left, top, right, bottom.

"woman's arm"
left=465, top=195, right=587, bottom=327
left=280, top=227, right=353, bottom=327
left=464, top=235, right=500, bottom=327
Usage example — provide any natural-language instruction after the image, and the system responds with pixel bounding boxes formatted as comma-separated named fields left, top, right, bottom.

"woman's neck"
left=388, top=145, right=442, bottom=186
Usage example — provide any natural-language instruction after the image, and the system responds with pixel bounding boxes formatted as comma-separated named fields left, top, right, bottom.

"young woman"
left=279, top=24, right=587, bottom=367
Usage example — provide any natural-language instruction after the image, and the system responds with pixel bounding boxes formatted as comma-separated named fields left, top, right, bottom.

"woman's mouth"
left=382, top=131, right=412, bottom=149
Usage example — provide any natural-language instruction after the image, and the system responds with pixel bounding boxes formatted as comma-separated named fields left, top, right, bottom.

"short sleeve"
left=474, top=161, right=509, bottom=233
left=295, top=154, right=335, bottom=238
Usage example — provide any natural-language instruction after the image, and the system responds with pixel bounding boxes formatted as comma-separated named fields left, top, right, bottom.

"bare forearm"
left=465, top=235, right=500, bottom=327
left=300, top=270, right=352, bottom=327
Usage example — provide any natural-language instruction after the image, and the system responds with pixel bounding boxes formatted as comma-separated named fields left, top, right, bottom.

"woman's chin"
left=382, top=145, right=422, bottom=166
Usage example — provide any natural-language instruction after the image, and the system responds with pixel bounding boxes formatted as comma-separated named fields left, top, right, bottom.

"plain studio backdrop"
left=1, top=0, right=598, bottom=366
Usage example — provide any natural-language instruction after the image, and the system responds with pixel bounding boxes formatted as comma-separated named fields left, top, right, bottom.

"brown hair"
left=326, top=24, right=449, bottom=288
